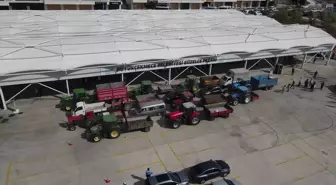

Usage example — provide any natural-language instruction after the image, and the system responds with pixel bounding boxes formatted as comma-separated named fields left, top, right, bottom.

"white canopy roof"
left=0, top=10, right=335, bottom=75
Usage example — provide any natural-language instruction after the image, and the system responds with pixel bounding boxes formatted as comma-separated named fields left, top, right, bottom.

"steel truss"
left=0, top=46, right=335, bottom=110
left=0, top=82, right=67, bottom=110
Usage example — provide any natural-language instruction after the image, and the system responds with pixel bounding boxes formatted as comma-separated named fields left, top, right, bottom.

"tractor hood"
left=167, top=111, right=184, bottom=120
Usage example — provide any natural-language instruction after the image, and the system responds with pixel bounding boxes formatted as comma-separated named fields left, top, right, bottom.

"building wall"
left=78, top=4, right=93, bottom=10
left=63, top=4, right=77, bottom=10
left=170, top=3, right=179, bottom=9
left=191, top=3, right=200, bottom=9
left=46, top=4, right=62, bottom=10
left=133, top=3, right=145, bottom=9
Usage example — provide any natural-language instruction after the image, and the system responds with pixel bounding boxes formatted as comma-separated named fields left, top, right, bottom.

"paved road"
left=1, top=60, right=336, bottom=185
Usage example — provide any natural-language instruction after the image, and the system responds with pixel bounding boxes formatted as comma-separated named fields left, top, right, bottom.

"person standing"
left=320, top=81, right=325, bottom=90
left=287, top=84, right=290, bottom=92
left=304, top=79, right=309, bottom=88
left=292, top=67, right=295, bottom=75
left=291, top=80, right=295, bottom=89
left=282, top=85, right=286, bottom=93
left=313, top=71, right=318, bottom=78
left=146, top=168, right=153, bottom=179
left=298, top=77, right=302, bottom=87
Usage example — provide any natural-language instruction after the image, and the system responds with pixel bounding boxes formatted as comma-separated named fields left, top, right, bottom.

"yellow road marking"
left=232, top=176, right=241, bottom=180
left=5, top=163, right=12, bottom=185
left=177, top=147, right=216, bottom=158
left=147, top=136, right=168, bottom=172
left=160, top=131, right=185, bottom=168
left=276, top=155, right=308, bottom=166
left=116, top=161, right=160, bottom=173
left=294, top=169, right=326, bottom=182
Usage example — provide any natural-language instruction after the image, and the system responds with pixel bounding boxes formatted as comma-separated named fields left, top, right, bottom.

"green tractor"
left=57, top=88, right=92, bottom=111
left=128, top=80, right=153, bottom=99
left=85, top=113, right=153, bottom=142
left=174, top=75, right=199, bottom=93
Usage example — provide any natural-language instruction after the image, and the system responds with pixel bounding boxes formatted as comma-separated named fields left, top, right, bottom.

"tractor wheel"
left=244, top=95, right=251, bottom=104
left=68, top=125, right=76, bottom=131
left=143, top=127, right=151, bottom=132
left=190, top=116, right=200, bottom=125
left=267, top=86, right=273, bottom=90
left=232, top=99, right=239, bottom=106
left=172, top=121, right=181, bottom=129
left=109, top=129, right=121, bottom=139
left=92, top=135, right=102, bottom=143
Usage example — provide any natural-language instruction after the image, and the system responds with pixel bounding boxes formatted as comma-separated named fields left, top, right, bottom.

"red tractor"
left=166, top=102, right=233, bottom=129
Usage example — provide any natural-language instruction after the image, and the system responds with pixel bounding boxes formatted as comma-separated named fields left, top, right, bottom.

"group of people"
left=283, top=70, right=325, bottom=93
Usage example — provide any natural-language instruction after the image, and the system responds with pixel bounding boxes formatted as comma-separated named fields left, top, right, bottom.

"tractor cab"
left=140, top=80, right=153, bottom=93
left=185, top=75, right=199, bottom=93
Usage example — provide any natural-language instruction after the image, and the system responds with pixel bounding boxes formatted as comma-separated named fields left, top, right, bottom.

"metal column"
left=326, top=45, right=335, bottom=66
left=301, top=54, right=307, bottom=68
left=168, top=68, right=171, bottom=85
left=121, top=73, right=124, bottom=82
left=244, top=60, right=248, bottom=69
left=65, top=80, right=70, bottom=95
left=0, top=86, right=7, bottom=110
left=275, top=57, right=279, bottom=66
left=209, top=64, right=212, bottom=75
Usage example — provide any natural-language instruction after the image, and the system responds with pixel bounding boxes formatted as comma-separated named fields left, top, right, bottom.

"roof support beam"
left=209, top=64, right=212, bottom=76
left=326, top=44, right=335, bottom=66
left=193, top=66, right=208, bottom=76
left=0, top=86, right=7, bottom=110
left=126, top=72, right=145, bottom=86
left=149, top=71, right=168, bottom=83
left=6, top=84, right=32, bottom=104
left=65, top=80, right=70, bottom=95
left=38, top=83, right=67, bottom=95
left=172, top=67, right=190, bottom=81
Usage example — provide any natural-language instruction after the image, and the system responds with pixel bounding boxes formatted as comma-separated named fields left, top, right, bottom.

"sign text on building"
left=116, top=56, right=217, bottom=72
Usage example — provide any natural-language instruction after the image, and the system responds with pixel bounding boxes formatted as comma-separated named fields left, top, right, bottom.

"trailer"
left=201, top=94, right=226, bottom=105
left=250, top=74, right=278, bottom=90
left=136, top=94, right=158, bottom=102
left=166, top=102, right=233, bottom=129
left=199, top=75, right=221, bottom=88
left=85, top=113, right=154, bottom=142
left=96, top=82, right=131, bottom=110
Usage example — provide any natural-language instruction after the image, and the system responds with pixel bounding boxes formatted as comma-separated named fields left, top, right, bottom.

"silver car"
left=211, top=179, right=242, bottom=185
left=129, top=99, right=166, bottom=116
left=147, top=171, right=189, bottom=185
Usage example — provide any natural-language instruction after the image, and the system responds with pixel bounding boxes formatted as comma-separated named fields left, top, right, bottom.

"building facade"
left=0, top=0, right=267, bottom=10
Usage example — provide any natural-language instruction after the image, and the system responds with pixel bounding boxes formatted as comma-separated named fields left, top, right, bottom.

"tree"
left=274, top=9, right=293, bottom=24
left=299, top=0, right=306, bottom=5
left=289, top=10, right=302, bottom=23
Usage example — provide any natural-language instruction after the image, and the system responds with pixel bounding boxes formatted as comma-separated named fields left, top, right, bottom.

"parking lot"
left=2, top=62, right=336, bottom=185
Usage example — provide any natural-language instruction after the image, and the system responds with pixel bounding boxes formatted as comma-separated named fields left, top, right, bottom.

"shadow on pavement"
left=131, top=174, right=146, bottom=185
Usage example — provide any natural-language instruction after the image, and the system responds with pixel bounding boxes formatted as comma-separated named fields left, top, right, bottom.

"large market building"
left=0, top=10, right=335, bottom=110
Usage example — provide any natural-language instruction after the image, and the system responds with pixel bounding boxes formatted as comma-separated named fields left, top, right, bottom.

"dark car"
left=147, top=171, right=189, bottom=185
left=211, top=179, right=242, bottom=185
left=188, top=160, right=230, bottom=184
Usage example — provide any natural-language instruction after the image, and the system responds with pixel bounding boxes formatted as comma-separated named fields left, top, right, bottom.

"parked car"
left=188, top=160, right=231, bottom=184
left=129, top=99, right=166, bottom=116
left=147, top=171, right=189, bottom=185
left=210, top=179, right=242, bottom=185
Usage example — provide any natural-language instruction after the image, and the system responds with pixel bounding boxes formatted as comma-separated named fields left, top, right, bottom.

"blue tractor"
left=228, top=86, right=259, bottom=106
